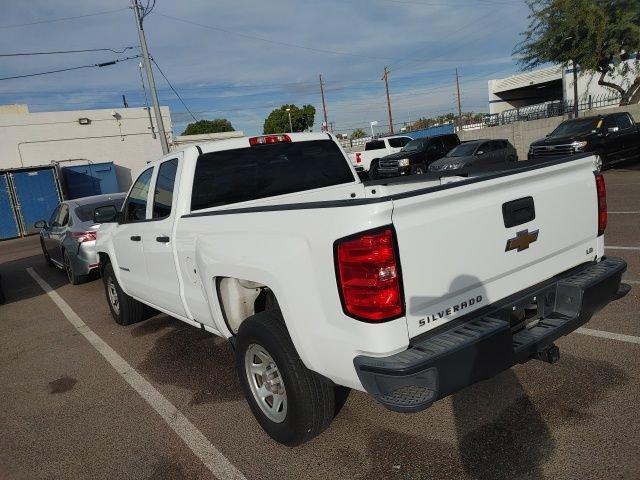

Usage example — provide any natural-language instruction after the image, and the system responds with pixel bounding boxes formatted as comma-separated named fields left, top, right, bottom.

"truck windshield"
left=191, top=140, right=355, bottom=210
left=549, top=118, right=599, bottom=138
left=446, top=143, right=477, bottom=157
left=401, top=139, right=424, bottom=152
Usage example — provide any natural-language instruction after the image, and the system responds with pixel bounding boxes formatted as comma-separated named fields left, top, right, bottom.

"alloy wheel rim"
left=244, top=343, right=287, bottom=423
left=107, top=277, right=120, bottom=315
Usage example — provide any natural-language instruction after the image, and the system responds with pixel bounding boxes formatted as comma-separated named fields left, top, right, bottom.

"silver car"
left=35, top=193, right=126, bottom=284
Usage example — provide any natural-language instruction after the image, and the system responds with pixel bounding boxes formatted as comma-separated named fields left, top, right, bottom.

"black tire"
left=0, top=276, right=5, bottom=305
left=102, top=262, right=144, bottom=326
left=411, top=163, right=427, bottom=175
left=63, top=249, right=84, bottom=285
left=40, top=238, right=54, bottom=267
left=236, top=310, right=335, bottom=446
left=506, top=155, right=517, bottom=163
left=368, top=159, right=380, bottom=180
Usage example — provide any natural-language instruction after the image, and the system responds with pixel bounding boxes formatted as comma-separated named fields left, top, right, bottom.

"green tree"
left=263, top=104, right=316, bottom=134
left=350, top=128, right=367, bottom=140
left=515, top=0, right=640, bottom=104
left=181, top=119, right=235, bottom=136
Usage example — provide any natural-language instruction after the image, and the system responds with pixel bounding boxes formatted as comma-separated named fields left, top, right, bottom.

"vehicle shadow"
left=0, top=254, right=68, bottom=306
left=136, top=317, right=243, bottom=405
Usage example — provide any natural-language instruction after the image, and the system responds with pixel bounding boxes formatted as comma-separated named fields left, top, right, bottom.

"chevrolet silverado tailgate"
left=391, top=156, right=602, bottom=339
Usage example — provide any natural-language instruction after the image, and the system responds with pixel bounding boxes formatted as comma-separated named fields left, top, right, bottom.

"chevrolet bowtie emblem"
left=505, top=229, right=539, bottom=252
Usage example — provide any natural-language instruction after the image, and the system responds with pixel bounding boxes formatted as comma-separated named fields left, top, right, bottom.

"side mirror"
left=545, top=133, right=550, bottom=137
left=93, top=205, right=119, bottom=224
left=607, top=126, right=619, bottom=134
left=34, top=220, right=48, bottom=229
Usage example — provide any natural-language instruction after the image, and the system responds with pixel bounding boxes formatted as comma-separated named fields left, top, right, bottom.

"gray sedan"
left=429, top=139, right=518, bottom=173
left=35, top=193, right=126, bottom=284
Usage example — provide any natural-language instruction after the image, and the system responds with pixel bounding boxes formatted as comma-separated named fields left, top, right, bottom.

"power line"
left=0, top=46, right=136, bottom=57
left=150, top=57, right=199, bottom=123
left=0, top=7, right=129, bottom=29
left=152, top=11, right=393, bottom=61
left=0, top=55, right=141, bottom=81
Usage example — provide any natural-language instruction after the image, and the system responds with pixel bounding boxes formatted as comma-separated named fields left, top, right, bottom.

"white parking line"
left=624, top=280, right=640, bottom=285
left=26, top=268, right=246, bottom=480
left=609, top=211, right=640, bottom=214
left=605, top=246, right=640, bottom=251
left=577, top=327, right=640, bottom=345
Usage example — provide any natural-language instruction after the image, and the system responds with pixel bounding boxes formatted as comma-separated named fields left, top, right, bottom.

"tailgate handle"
left=502, top=196, right=535, bottom=228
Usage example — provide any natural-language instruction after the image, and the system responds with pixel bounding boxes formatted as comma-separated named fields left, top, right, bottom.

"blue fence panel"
left=63, top=162, right=120, bottom=199
left=407, top=123, right=455, bottom=139
left=0, top=173, right=20, bottom=240
left=11, top=168, right=61, bottom=235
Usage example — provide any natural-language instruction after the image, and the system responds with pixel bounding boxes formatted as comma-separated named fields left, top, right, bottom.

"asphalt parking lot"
left=1, top=163, right=639, bottom=480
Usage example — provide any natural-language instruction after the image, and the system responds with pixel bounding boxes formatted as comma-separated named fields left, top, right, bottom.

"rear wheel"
left=236, top=310, right=335, bottom=445
left=102, top=262, right=143, bottom=325
left=63, top=250, right=84, bottom=285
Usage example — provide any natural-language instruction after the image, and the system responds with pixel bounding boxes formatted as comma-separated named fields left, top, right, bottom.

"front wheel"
left=102, top=262, right=143, bottom=325
left=236, top=310, right=335, bottom=446
left=40, top=238, right=54, bottom=267
left=411, top=164, right=427, bottom=175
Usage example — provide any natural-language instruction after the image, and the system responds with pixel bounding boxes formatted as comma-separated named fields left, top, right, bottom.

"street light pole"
left=132, top=0, right=169, bottom=154
left=286, top=108, right=293, bottom=133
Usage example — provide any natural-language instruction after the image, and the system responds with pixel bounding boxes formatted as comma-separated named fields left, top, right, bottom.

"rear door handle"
left=130, top=235, right=141, bottom=241
left=156, top=236, right=170, bottom=243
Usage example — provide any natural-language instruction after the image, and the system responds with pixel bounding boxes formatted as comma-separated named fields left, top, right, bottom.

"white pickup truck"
left=348, top=135, right=412, bottom=176
left=94, top=132, right=626, bottom=446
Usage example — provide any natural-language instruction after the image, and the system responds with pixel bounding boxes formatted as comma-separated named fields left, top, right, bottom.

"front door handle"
left=156, top=236, right=170, bottom=243
left=130, top=235, right=141, bottom=241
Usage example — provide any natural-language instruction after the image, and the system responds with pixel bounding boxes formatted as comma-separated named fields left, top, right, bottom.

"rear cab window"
left=365, top=140, right=385, bottom=151
left=191, top=139, right=355, bottom=211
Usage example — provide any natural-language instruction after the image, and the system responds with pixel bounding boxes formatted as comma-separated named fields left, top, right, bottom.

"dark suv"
left=528, top=112, right=640, bottom=165
left=377, top=133, right=460, bottom=177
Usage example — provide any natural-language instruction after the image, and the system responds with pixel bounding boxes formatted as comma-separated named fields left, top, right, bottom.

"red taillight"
left=595, top=173, right=607, bottom=236
left=335, top=227, right=404, bottom=322
left=355, top=152, right=362, bottom=163
left=249, top=134, right=292, bottom=146
left=71, top=231, right=97, bottom=243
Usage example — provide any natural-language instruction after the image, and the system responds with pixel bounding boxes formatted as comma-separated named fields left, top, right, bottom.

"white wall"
left=0, top=106, right=172, bottom=190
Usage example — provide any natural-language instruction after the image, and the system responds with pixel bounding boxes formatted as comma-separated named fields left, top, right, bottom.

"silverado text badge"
left=418, top=295, right=483, bottom=327
left=505, top=229, right=539, bottom=252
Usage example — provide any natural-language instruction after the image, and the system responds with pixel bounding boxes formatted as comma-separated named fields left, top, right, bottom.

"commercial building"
left=488, top=60, right=638, bottom=115
left=0, top=104, right=171, bottom=190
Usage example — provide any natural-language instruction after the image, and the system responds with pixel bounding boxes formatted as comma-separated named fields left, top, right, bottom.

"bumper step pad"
left=355, top=257, right=627, bottom=413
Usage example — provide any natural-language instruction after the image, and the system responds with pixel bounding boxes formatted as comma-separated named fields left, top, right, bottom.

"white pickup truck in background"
left=94, top=132, right=626, bottom=446
left=348, top=135, right=412, bottom=176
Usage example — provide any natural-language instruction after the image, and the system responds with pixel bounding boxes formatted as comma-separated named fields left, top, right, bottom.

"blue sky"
left=0, top=0, right=531, bottom=136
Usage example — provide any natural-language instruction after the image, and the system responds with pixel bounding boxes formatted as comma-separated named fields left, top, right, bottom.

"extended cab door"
left=112, top=167, right=154, bottom=298
left=138, top=156, right=187, bottom=317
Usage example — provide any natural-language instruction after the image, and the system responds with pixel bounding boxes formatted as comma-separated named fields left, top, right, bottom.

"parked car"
left=429, top=139, right=518, bottom=173
left=35, top=193, right=126, bottom=284
left=528, top=112, right=640, bottom=165
left=377, top=133, right=460, bottom=177
left=348, top=135, right=412, bottom=176
left=95, top=132, right=625, bottom=446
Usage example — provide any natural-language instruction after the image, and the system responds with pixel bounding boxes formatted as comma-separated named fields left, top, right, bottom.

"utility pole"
left=382, top=67, right=394, bottom=135
left=132, top=0, right=168, bottom=154
left=319, top=74, right=329, bottom=132
left=572, top=60, right=579, bottom=118
left=455, top=68, right=463, bottom=132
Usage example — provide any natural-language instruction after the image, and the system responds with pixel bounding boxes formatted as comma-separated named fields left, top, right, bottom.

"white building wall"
left=563, top=60, right=638, bottom=103
left=0, top=106, right=172, bottom=190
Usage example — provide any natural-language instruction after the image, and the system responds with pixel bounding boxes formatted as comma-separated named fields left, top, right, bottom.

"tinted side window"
left=443, top=135, right=458, bottom=149
left=388, top=137, right=411, bottom=148
left=57, top=204, right=69, bottom=226
left=125, top=167, right=154, bottom=222
left=603, top=116, right=617, bottom=130
left=153, top=159, right=178, bottom=219
left=617, top=114, right=633, bottom=130
left=49, top=205, right=61, bottom=226
left=191, top=140, right=355, bottom=211
left=478, top=143, right=491, bottom=153
left=365, top=140, right=384, bottom=151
